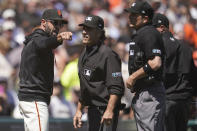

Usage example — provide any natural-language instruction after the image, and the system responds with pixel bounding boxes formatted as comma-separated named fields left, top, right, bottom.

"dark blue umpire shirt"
left=128, top=24, right=165, bottom=91
left=78, top=43, right=125, bottom=107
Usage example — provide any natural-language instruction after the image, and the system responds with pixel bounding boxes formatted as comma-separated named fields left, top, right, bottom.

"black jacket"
left=78, top=44, right=124, bottom=107
left=18, top=29, right=61, bottom=104
left=162, top=31, right=193, bottom=100
left=162, top=31, right=180, bottom=90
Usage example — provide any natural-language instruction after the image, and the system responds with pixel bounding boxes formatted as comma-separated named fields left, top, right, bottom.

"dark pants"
left=164, top=100, right=190, bottom=131
left=88, top=107, right=119, bottom=131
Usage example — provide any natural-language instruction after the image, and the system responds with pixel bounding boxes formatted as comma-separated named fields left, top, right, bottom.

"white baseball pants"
left=19, top=101, right=49, bottom=131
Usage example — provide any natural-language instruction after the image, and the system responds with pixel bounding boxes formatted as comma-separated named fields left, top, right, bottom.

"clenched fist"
left=57, top=32, right=72, bottom=42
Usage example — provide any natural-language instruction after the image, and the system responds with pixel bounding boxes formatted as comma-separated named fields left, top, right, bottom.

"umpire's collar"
left=136, top=23, right=152, bottom=34
left=86, top=43, right=102, bottom=57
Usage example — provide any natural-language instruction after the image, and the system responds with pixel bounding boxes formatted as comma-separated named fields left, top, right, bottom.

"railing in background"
left=0, top=117, right=137, bottom=131
left=0, top=117, right=196, bottom=131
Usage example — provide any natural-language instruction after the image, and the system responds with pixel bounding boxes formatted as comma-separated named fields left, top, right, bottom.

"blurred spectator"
left=108, top=0, right=124, bottom=14
left=150, top=0, right=163, bottom=13
left=49, top=81, right=75, bottom=118
left=184, top=19, right=197, bottom=48
left=0, top=0, right=23, bottom=11
left=189, top=0, right=197, bottom=20
left=1, top=20, right=20, bottom=49
left=60, top=44, right=83, bottom=101
left=1, top=9, right=25, bottom=46
left=2, top=8, right=16, bottom=22
left=0, top=85, right=11, bottom=115
left=6, top=46, right=23, bottom=69
left=54, top=45, right=68, bottom=81
left=0, top=77, right=15, bottom=116
left=0, top=37, right=13, bottom=78
left=19, top=0, right=41, bottom=32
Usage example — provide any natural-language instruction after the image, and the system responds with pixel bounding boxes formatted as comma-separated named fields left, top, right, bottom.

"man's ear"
left=98, top=30, right=103, bottom=39
left=143, top=16, right=149, bottom=23
left=160, top=25, right=166, bottom=33
left=41, top=19, right=46, bottom=27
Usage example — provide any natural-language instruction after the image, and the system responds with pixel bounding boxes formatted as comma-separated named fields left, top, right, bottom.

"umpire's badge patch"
left=152, top=49, right=161, bottom=54
left=112, top=72, right=122, bottom=77
left=130, top=50, right=134, bottom=56
left=84, top=69, right=91, bottom=76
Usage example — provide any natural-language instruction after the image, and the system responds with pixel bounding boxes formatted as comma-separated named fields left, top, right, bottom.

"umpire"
left=152, top=13, right=193, bottom=131
left=124, top=1, right=165, bottom=131
left=18, top=9, right=72, bottom=131
left=73, top=15, right=125, bottom=131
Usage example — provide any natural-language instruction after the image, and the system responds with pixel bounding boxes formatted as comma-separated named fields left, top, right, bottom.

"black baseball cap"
left=79, top=15, right=104, bottom=30
left=152, top=13, right=169, bottom=28
left=124, top=1, right=154, bottom=19
left=42, top=9, right=68, bottom=24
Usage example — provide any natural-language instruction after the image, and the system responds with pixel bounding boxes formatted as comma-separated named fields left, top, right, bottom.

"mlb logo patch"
left=86, top=17, right=92, bottom=21
left=84, top=69, right=91, bottom=76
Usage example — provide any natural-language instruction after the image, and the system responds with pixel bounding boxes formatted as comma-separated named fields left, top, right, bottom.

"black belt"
left=88, top=103, right=126, bottom=110
left=132, top=79, right=162, bottom=93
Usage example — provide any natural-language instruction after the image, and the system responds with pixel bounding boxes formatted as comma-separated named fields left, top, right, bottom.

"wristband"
left=143, top=63, right=154, bottom=75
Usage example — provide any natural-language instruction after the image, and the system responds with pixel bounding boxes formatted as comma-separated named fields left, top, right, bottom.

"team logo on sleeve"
left=84, top=69, right=91, bottom=76
left=152, top=49, right=161, bottom=54
left=112, top=72, right=122, bottom=77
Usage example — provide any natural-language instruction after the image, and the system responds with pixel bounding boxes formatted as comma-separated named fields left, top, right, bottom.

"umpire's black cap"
left=152, top=13, right=169, bottom=28
left=124, top=1, right=154, bottom=19
left=42, top=9, right=68, bottom=24
left=79, top=15, right=104, bottom=30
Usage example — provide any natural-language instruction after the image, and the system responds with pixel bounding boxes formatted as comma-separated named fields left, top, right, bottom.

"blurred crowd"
left=0, top=0, right=197, bottom=120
